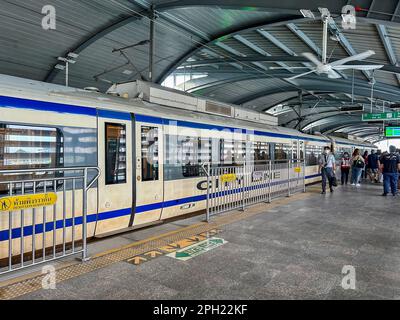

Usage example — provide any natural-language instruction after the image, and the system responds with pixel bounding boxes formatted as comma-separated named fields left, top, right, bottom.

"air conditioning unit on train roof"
left=106, top=80, right=278, bottom=125
left=107, top=80, right=199, bottom=111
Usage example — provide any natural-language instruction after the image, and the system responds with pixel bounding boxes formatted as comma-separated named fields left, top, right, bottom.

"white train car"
left=0, top=75, right=376, bottom=262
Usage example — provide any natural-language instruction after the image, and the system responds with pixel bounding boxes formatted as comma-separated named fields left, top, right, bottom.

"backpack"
left=353, top=158, right=364, bottom=168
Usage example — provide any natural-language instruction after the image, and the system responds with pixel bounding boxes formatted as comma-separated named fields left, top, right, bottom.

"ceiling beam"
left=155, top=0, right=400, bottom=27
left=376, top=24, right=400, bottom=87
left=326, top=18, right=372, bottom=81
left=155, top=15, right=305, bottom=83
left=232, top=34, right=292, bottom=71
left=180, top=56, right=400, bottom=75
left=256, top=29, right=314, bottom=72
left=44, top=14, right=146, bottom=82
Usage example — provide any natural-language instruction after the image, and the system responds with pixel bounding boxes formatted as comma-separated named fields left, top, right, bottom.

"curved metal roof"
left=2, top=0, right=400, bottom=142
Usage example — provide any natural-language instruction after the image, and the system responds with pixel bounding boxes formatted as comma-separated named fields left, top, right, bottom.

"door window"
left=105, top=123, right=126, bottom=185
left=141, top=126, right=159, bottom=181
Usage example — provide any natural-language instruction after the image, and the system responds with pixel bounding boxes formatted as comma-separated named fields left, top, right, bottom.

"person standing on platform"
left=318, top=146, right=336, bottom=194
left=340, top=152, right=351, bottom=185
left=378, top=145, right=400, bottom=196
left=351, top=149, right=364, bottom=187
left=367, top=150, right=379, bottom=183
left=362, top=150, right=369, bottom=179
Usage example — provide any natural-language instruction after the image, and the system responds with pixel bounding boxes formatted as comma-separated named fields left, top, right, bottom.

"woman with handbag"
left=351, top=149, right=365, bottom=187
left=340, top=152, right=351, bottom=185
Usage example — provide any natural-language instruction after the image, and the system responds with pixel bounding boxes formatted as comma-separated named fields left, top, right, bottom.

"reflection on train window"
left=105, top=123, right=126, bottom=185
left=164, top=135, right=211, bottom=180
left=234, top=140, right=246, bottom=165
left=299, top=140, right=304, bottom=160
left=305, top=144, right=322, bottom=166
left=292, top=141, right=298, bottom=160
left=274, top=143, right=290, bottom=160
left=0, top=123, right=64, bottom=194
left=0, top=123, right=63, bottom=170
left=220, top=139, right=234, bottom=165
left=253, top=141, right=270, bottom=163
left=141, top=126, right=159, bottom=181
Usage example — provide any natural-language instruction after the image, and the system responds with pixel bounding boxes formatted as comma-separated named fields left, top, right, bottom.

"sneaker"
left=382, top=193, right=388, bottom=197
left=321, top=191, right=326, bottom=194
left=351, top=183, right=355, bottom=186
left=330, top=188, right=334, bottom=193
left=356, top=184, right=361, bottom=187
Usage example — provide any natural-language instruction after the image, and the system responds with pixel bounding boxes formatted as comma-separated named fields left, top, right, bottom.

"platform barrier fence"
left=0, top=167, right=100, bottom=275
left=202, top=160, right=305, bottom=221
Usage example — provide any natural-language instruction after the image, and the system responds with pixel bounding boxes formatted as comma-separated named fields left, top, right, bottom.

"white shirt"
left=319, top=153, right=335, bottom=168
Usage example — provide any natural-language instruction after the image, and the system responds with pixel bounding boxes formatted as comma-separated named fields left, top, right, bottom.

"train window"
left=274, top=143, right=290, bottom=160
left=220, top=139, right=234, bottom=165
left=0, top=123, right=63, bottom=170
left=234, top=140, right=246, bottom=165
left=0, top=123, right=64, bottom=195
left=305, top=144, right=322, bottom=166
left=299, top=141, right=304, bottom=160
left=164, top=135, right=211, bottom=180
left=105, top=123, right=126, bottom=185
left=141, top=126, right=159, bottom=181
left=253, top=141, right=270, bottom=163
left=292, top=141, right=298, bottom=160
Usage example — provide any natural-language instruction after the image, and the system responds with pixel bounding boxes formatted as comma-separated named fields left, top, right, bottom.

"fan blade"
left=269, top=66, right=310, bottom=70
left=327, top=69, right=341, bottom=79
left=286, top=69, right=316, bottom=80
left=332, top=64, right=384, bottom=71
left=302, top=52, right=323, bottom=67
left=330, top=50, right=376, bottom=67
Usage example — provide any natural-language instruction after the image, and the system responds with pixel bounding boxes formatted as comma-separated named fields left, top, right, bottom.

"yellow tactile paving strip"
left=0, top=191, right=313, bottom=300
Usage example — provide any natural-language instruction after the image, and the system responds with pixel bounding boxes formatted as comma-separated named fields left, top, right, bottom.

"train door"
left=132, top=122, right=164, bottom=226
left=95, top=113, right=133, bottom=236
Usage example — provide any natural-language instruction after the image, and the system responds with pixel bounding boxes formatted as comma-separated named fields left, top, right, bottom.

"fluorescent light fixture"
left=58, top=57, right=67, bottom=62
left=67, top=52, right=79, bottom=59
left=122, top=69, right=133, bottom=75
left=300, top=9, right=315, bottom=19
left=318, top=7, right=331, bottom=18
left=55, top=64, right=65, bottom=70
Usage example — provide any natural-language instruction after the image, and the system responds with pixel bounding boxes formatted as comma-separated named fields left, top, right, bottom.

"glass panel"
left=292, top=140, right=298, bottom=160
left=274, top=143, right=290, bottom=160
left=305, top=144, right=322, bottom=166
left=141, top=126, right=159, bottom=181
left=220, top=139, right=234, bottom=166
left=299, top=140, right=304, bottom=160
left=0, top=124, right=63, bottom=170
left=105, top=123, right=126, bottom=185
left=234, top=140, right=246, bottom=165
left=253, top=141, right=270, bottom=164
left=0, top=123, right=64, bottom=194
left=164, top=135, right=211, bottom=181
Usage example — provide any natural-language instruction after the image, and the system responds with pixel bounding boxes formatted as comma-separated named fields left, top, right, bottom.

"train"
left=0, top=75, right=377, bottom=262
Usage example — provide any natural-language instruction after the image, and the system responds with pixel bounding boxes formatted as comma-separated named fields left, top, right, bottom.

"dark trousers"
left=321, top=167, right=334, bottom=191
left=341, top=168, right=350, bottom=185
left=383, top=172, right=399, bottom=195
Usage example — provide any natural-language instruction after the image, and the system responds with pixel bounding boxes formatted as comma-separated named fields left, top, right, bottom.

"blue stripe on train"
left=0, top=95, right=372, bottom=148
left=0, top=174, right=321, bottom=241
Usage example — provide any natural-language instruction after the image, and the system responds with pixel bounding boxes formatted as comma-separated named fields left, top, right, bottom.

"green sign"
left=166, top=237, right=227, bottom=261
left=385, top=127, right=400, bottom=137
left=362, top=112, right=400, bottom=121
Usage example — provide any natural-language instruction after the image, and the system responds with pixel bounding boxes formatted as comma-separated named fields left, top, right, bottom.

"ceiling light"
left=300, top=9, right=315, bottom=19
left=67, top=52, right=79, bottom=59
left=122, top=69, right=133, bottom=75
left=55, top=64, right=65, bottom=70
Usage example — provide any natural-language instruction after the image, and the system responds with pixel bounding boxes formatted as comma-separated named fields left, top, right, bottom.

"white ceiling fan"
left=273, top=8, right=384, bottom=80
